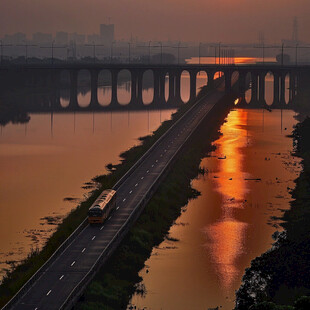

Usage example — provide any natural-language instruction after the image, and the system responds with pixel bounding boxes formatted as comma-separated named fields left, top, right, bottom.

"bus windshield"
left=88, top=207, right=102, bottom=217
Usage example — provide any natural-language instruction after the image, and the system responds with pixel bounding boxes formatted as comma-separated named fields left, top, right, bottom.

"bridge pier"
left=272, top=73, right=280, bottom=108
left=237, top=71, right=247, bottom=107
left=153, top=70, right=160, bottom=105
left=175, top=71, right=182, bottom=103
left=69, top=70, right=78, bottom=108
left=159, top=72, right=166, bottom=104
left=280, top=73, right=286, bottom=106
left=258, top=73, right=266, bottom=106
left=189, top=70, right=197, bottom=102
left=110, top=70, right=119, bottom=107
left=130, top=71, right=138, bottom=105
left=90, top=69, right=99, bottom=108
left=250, top=73, right=258, bottom=105
left=225, top=71, right=232, bottom=94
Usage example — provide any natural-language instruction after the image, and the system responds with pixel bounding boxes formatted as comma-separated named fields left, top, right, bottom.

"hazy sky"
left=1, top=0, right=309, bottom=43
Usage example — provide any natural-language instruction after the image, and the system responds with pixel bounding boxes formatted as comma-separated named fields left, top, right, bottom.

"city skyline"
left=0, top=0, right=309, bottom=43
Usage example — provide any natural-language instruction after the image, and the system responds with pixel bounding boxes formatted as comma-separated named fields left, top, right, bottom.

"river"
left=129, top=107, right=301, bottom=309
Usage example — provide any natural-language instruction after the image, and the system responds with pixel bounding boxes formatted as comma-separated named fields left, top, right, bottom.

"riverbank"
left=75, top=94, right=235, bottom=310
left=235, top=117, right=310, bottom=309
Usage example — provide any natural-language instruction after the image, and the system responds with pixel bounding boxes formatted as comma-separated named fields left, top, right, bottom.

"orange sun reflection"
left=203, top=109, right=249, bottom=290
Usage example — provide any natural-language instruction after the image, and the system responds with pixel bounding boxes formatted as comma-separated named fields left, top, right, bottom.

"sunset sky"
left=0, top=0, right=309, bottom=43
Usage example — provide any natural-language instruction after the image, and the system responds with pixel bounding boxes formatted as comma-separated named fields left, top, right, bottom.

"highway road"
left=9, top=87, right=228, bottom=310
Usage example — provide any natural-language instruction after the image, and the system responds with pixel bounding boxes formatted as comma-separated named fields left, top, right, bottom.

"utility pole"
left=85, top=43, right=104, bottom=64
left=281, top=43, right=284, bottom=66
left=40, top=41, right=66, bottom=65
left=17, top=42, right=36, bottom=64
left=110, top=41, right=115, bottom=63
left=128, top=42, right=131, bottom=63
left=0, top=40, right=12, bottom=64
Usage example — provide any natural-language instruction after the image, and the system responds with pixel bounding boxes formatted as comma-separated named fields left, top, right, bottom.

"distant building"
left=100, top=24, right=114, bottom=45
left=3, top=32, right=26, bottom=44
left=33, top=32, right=53, bottom=44
left=55, top=32, right=68, bottom=45
left=69, top=33, right=85, bottom=45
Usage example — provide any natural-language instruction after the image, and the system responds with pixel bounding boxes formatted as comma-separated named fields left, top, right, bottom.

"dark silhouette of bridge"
left=1, top=63, right=308, bottom=111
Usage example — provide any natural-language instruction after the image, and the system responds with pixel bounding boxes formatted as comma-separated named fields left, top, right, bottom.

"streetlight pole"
left=17, top=42, right=36, bottom=64
left=281, top=43, right=284, bottom=66
left=0, top=40, right=12, bottom=64
left=85, top=43, right=104, bottom=64
left=128, top=42, right=131, bottom=63
left=110, top=41, right=115, bottom=63
left=148, top=41, right=151, bottom=64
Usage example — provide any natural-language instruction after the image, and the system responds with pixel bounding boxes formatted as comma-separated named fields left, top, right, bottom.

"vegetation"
left=0, top=87, right=213, bottom=307
left=235, top=117, right=310, bottom=309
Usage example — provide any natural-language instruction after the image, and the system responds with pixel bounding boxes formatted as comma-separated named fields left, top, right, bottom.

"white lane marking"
left=116, top=206, right=119, bottom=210
left=152, top=164, right=154, bottom=167
left=147, top=170, right=149, bottom=173
left=82, top=248, right=86, bottom=253
left=108, top=216, right=112, bottom=220
left=141, top=176, right=144, bottom=180
left=160, top=154, right=163, bottom=157
left=123, top=198, right=126, bottom=202
left=59, top=275, right=64, bottom=280
left=71, top=261, right=75, bottom=266
left=46, top=290, right=52, bottom=296
left=92, top=236, right=96, bottom=240
left=35, top=308, right=38, bottom=310
left=164, top=149, right=167, bottom=152
left=129, top=190, right=133, bottom=194
left=135, top=183, right=138, bottom=187
left=100, top=225, right=104, bottom=230
left=156, top=160, right=158, bottom=162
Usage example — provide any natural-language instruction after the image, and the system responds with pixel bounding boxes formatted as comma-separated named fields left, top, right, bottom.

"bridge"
left=1, top=63, right=309, bottom=110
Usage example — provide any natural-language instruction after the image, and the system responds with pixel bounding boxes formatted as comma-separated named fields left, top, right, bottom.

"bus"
left=88, top=189, right=117, bottom=224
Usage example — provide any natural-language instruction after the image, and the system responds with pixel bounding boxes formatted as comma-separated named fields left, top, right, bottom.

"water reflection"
left=129, top=109, right=301, bottom=310
left=0, top=109, right=176, bottom=280
left=203, top=110, right=249, bottom=291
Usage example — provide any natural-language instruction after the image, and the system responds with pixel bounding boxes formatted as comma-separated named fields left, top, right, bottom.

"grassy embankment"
left=74, top=94, right=236, bottom=310
left=235, top=117, right=310, bottom=310
left=0, top=85, right=215, bottom=307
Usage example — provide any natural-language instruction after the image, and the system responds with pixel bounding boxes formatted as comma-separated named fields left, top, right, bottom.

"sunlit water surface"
left=129, top=108, right=301, bottom=310
left=0, top=87, right=176, bottom=279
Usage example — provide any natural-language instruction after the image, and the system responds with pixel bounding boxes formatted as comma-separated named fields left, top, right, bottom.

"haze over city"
left=0, top=0, right=310, bottom=42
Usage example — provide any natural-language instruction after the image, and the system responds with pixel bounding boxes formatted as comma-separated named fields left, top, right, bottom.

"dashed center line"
left=141, top=176, right=144, bottom=180
left=151, top=164, right=154, bottom=167
left=156, top=160, right=158, bottom=162
left=116, top=206, right=120, bottom=210
left=46, top=290, right=52, bottom=296
left=135, top=183, right=138, bottom=187
left=147, top=170, right=149, bottom=173
left=71, top=261, right=75, bottom=267
left=123, top=198, right=126, bottom=202
left=129, top=190, right=133, bottom=194
left=108, top=216, right=112, bottom=220
left=59, top=275, right=64, bottom=280
left=92, top=236, right=96, bottom=240
left=82, top=248, right=86, bottom=253
left=100, top=225, right=104, bottom=230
